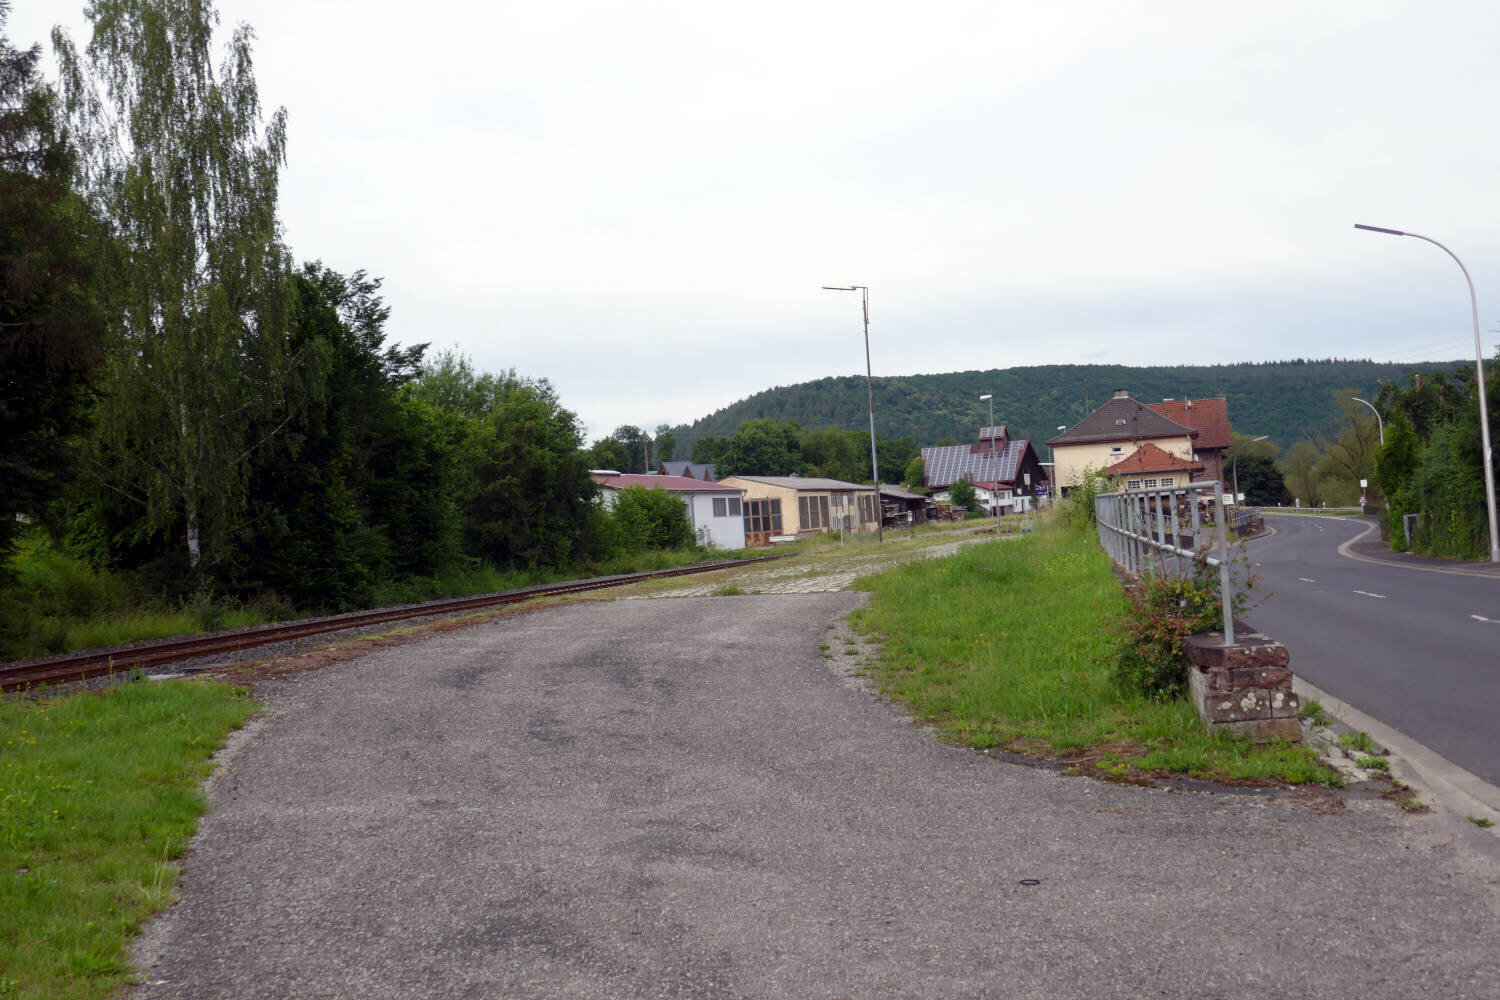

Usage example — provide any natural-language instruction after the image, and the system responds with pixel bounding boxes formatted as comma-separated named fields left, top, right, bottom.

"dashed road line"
left=1353, top=590, right=1387, bottom=599
left=1298, top=577, right=1316, bottom=583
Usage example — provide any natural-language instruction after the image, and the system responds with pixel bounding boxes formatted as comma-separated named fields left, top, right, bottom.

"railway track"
left=0, top=555, right=781, bottom=692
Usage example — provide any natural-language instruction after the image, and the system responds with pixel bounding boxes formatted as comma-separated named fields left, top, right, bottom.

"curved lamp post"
left=822, top=285, right=882, bottom=542
left=1354, top=224, right=1499, bottom=563
left=1350, top=396, right=1384, bottom=445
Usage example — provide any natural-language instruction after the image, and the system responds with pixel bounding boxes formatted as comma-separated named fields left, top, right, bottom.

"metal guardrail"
left=1094, top=480, right=1236, bottom=644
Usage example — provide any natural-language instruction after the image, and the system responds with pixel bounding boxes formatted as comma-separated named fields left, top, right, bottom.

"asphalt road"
left=131, top=591, right=1500, bottom=999
left=1247, top=514, right=1500, bottom=786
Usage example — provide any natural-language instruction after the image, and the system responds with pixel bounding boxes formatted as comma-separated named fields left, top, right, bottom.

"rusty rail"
left=1, top=555, right=781, bottom=692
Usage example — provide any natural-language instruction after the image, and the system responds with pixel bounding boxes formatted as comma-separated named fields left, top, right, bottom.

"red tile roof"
left=1103, top=443, right=1204, bottom=476
left=1146, top=398, right=1231, bottom=450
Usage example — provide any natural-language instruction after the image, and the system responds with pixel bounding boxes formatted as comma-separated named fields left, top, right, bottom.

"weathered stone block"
left=1267, top=687, right=1300, bottom=719
left=1226, top=666, right=1293, bottom=690
left=1211, top=716, right=1303, bottom=742
left=1205, top=688, right=1272, bottom=722
left=1185, top=631, right=1301, bottom=744
left=1183, top=632, right=1289, bottom=670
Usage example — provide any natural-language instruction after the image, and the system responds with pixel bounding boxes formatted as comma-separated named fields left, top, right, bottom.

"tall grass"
left=0, top=679, right=257, bottom=999
left=852, top=520, right=1331, bottom=784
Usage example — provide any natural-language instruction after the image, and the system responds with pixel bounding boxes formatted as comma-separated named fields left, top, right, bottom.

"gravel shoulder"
left=133, top=591, right=1500, bottom=999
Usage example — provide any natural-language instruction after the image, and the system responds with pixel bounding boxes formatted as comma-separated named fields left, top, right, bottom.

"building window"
left=1143, top=478, right=1158, bottom=489
left=1127, top=479, right=1142, bottom=490
left=798, top=494, right=831, bottom=530
left=744, top=499, right=782, bottom=534
left=1159, top=476, right=1173, bottom=487
left=712, top=497, right=743, bottom=517
left=1110, top=446, right=1123, bottom=456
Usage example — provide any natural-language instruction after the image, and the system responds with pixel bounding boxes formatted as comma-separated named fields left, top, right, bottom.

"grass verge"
left=1, top=679, right=257, bottom=999
left=850, top=520, right=1334, bottom=785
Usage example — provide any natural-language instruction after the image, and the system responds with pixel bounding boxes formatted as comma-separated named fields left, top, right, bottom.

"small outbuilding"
left=716, top=474, right=879, bottom=546
left=592, top=473, right=748, bottom=549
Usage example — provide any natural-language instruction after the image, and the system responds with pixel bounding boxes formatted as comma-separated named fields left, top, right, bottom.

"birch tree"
left=54, top=0, right=294, bottom=576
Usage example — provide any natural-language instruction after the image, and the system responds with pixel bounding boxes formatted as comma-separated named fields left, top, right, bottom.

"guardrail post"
left=1214, top=482, right=1235, bottom=645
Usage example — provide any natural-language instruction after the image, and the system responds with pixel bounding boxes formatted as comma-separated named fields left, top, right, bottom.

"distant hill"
left=671, top=360, right=1465, bottom=456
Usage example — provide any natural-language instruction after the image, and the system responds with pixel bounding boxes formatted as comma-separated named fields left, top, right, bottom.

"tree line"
left=669, top=360, right=1466, bottom=461
left=0, top=2, right=696, bottom=657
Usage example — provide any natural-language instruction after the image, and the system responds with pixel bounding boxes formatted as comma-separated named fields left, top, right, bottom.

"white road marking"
left=1473, top=614, right=1499, bottom=624
left=1298, top=577, right=1316, bottom=583
left=1353, top=590, right=1387, bottom=599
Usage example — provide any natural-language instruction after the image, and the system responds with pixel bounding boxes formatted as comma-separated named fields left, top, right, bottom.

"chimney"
left=1113, top=388, right=1129, bottom=399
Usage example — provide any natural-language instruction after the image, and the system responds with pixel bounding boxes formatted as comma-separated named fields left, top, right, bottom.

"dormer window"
left=1115, top=418, right=1127, bottom=425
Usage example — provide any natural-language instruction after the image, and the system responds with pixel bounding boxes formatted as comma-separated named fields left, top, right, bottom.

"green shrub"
left=1112, top=571, right=1221, bottom=698
left=1062, top=467, right=1106, bottom=530
left=608, top=486, right=695, bottom=552
left=948, top=476, right=978, bottom=512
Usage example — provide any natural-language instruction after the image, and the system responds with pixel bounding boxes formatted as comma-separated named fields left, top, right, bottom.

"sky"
left=13, top=0, right=1500, bottom=442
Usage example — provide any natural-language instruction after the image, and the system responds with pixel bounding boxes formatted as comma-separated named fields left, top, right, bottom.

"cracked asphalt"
left=134, top=587, right=1500, bottom=999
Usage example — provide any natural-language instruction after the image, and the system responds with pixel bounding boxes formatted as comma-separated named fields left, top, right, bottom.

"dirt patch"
left=1285, top=785, right=1347, bottom=814
left=1058, top=740, right=1149, bottom=766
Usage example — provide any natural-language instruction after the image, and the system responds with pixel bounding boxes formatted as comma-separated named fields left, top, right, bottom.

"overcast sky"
left=15, top=1, right=1500, bottom=441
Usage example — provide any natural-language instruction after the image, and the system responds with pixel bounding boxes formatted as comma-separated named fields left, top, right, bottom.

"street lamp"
left=1231, top=435, right=1269, bottom=507
left=1350, top=396, right=1385, bottom=445
left=980, top=393, right=998, bottom=525
left=1354, top=223, right=1499, bottom=562
left=822, top=284, right=882, bottom=542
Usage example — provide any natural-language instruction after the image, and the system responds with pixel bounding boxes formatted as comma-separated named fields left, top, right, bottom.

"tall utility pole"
left=981, top=393, right=998, bottom=526
left=1354, top=224, right=1499, bottom=562
left=822, top=285, right=882, bottom=542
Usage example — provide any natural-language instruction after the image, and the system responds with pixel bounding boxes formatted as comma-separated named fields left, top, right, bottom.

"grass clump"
left=1, top=680, right=257, bottom=999
left=852, top=520, right=1333, bottom=785
left=1299, top=698, right=1332, bottom=727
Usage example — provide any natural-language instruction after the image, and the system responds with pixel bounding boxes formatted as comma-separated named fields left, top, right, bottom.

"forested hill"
left=672, top=360, right=1465, bottom=454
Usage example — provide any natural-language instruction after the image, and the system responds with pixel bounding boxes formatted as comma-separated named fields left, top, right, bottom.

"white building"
left=591, top=473, right=748, bottom=549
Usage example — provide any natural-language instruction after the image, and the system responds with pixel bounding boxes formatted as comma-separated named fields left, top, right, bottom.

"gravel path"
left=132, top=591, right=1500, bottom=999
left=631, top=533, right=998, bottom=596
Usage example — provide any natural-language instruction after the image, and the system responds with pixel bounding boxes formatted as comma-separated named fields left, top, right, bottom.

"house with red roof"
left=1145, top=396, right=1231, bottom=485
left=1047, top=388, right=1231, bottom=494
left=591, top=473, right=748, bottom=549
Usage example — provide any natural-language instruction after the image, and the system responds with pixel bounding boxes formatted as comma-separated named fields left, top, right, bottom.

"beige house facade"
left=717, top=475, right=879, bottom=546
left=1052, top=435, right=1195, bottom=491
left=1047, top=389, right=1200, bottom=495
